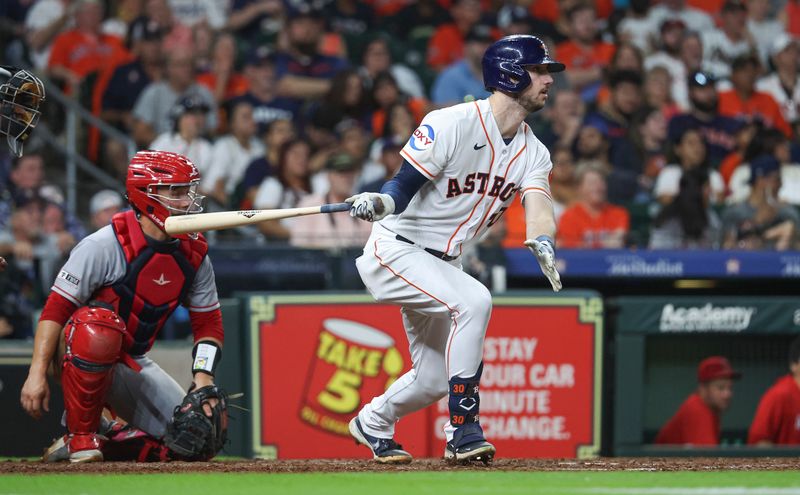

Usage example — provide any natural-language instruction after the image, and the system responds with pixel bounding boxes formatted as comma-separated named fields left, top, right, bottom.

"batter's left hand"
left=346, top=193, right=395, bottom=222
left=525, top=236, right=562, bottom=292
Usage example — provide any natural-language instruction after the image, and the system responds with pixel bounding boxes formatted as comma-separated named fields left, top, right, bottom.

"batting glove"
left=524, top=235, right=562, bottom=292
left=346, top=193, right=395, bottom=222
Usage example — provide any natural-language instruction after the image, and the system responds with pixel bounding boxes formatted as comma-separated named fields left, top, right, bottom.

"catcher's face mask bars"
left=0, top=69, right=45, bottom=157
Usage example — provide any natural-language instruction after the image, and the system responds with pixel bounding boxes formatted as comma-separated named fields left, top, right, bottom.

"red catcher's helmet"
left=126, top=150, right=204, bottom=235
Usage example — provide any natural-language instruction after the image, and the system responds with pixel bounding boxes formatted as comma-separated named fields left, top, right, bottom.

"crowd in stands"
left=1, top=0, right=800, bottom=336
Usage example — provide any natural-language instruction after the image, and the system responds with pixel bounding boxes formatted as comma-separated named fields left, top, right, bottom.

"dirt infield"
left=2, top=457, right=800, bottom=474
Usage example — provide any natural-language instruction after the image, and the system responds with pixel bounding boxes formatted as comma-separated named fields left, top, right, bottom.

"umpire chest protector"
left=94, top=210, right=207, bottom=356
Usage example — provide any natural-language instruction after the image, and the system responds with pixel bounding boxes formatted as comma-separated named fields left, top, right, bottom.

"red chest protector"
left=93, top=210, right=208, bottom=355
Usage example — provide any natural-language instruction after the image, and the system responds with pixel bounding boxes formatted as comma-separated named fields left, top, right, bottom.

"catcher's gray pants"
left=105, top=356, right=186, bottom=439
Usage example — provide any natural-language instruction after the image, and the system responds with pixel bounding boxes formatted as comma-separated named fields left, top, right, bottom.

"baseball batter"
left=20, top=151, right=228, bottom=463
left=346, top=35, right=564, bottom=464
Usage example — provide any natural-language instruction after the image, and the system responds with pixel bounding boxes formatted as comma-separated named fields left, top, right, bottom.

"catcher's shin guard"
left=446, top=363, right=495, bottom=464
left=60, top=307, right=125, bottom=462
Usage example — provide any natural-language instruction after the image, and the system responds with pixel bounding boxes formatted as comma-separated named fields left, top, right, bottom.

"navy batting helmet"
left=482, top=35, right=565, bottom=95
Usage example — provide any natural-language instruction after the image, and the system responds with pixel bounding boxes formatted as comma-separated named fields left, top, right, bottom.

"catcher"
left=20, top=150, right=228, bottom=463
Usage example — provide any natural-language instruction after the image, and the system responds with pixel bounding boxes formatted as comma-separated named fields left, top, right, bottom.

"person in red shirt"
left=655, top=356, right=741, bottom=445
left=748, top=336, right=800, bottom=445
left=718, top=55, right=792, bottom=137
left=555, top=4, right=616, bottom=95
left=557, top=163, right=629, bottom=249
left=47, top=0, right=129, bottom=94
left=426, top=0, right=482, bottom=72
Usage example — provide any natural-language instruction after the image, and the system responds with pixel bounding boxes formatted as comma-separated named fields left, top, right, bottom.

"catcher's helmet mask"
left=0, top=68, right=45, bottom=157
left=126, top=151, right=205, bottom=239
left=482, top=35, right=565, bottom=96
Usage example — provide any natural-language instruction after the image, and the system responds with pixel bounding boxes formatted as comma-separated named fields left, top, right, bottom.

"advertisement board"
left=247, top=292, right=602, bottom=459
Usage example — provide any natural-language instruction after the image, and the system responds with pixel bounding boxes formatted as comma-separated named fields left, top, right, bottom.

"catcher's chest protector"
left=93, top=210, right=207, bottom=355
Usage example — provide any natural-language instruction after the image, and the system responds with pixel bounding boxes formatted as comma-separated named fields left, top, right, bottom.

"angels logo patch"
left=408, top=124, right=435, bottom=151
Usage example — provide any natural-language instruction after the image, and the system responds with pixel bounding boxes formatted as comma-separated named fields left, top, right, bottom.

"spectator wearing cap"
left=272, top=5, right=348, bottom=105
left=555, top=4, right=616, bottom=97
left=747, top=0, right=786, bottom=65
left=196, top=33, right=249, bottom=106
left=646, top=0, right=714, bottom=36
left=667, top=72, right=742, bottom=167
left=149, top=95, right=214, bottom=178
left=655, top=356, right=740, bottom=445
left=748, top=336, right=800, bottom=446
left=227, top=47, right=299, bottom=136
left=359, top=137, right=404, bottom=193
left=654, top=127, right=725, bottom=206
left=132, top=47, right=216, bottom=148
left=204, top=101, right=264, bottom=207
left=701, top=0, right=756, bottom=81
left=289, top=153, right=371, bottom=249
left=233, top=118, right=296, bottom=210
left=89, top=189, right=124, bottom=231
left=426, top=0, right=485, bottom=72
left=756, top=34, right=800, bottom=125
left=358, top=36, right=426, bottom=99
left=101, top=17, right=164, bottom=133
left=557, top=162, right=629, bottom=248
left=645, top=19, right=691, bottom=110
left=719, top=55, right=791, bottom=137
left=226, top=0, right=283, bottom=46
left=47, top=0, right=130, bottom=94
left=726, top=127, right=800, bottom=205
left=721, top=154, right=800, bottom=250
left=430, top=24, right=493, bottom=105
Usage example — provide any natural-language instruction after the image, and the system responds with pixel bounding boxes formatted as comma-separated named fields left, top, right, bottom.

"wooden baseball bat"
left=164, top=202, right=351, bottom=235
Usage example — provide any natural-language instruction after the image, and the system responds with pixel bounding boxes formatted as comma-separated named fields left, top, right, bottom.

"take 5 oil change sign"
left=248, top=293, right=602, bottom=459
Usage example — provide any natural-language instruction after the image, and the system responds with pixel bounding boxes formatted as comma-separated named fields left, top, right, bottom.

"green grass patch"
left=1, top=471, right=799, bottom=495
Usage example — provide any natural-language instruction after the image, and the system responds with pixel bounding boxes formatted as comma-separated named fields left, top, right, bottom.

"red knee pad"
left=62, top=306, right=126, bottom=439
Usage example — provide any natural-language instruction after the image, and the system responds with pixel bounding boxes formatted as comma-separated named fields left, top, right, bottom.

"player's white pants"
left=355, top=226, right=492, bottom=440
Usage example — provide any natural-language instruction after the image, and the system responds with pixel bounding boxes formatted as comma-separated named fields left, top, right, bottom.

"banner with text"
left=247, top=292, right=602, bottom=459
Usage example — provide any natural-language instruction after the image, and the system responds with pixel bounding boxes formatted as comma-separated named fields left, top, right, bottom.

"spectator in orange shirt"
left=196, top=33, right=249, bottom=105
left=719, top=54, right=792, bottom=137
left=47, top=0, right=129, bottom=94
left=655, top=356, right=740, bottom=446
left=555, top=3, right=616, bottom=97
left=557, top=163, right=630, bottom=249
left=426, top=0, right=482, bottom=72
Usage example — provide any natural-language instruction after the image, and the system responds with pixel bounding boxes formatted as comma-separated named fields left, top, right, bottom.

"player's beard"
left=518, top=92, right=547, bottom=113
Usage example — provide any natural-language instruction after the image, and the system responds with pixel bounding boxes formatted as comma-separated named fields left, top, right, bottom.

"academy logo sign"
left=659, top=303, right=756, bottom=332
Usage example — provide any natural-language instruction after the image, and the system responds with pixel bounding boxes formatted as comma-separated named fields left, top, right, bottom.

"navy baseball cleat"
left=348, top=417, right=412, bottom=464
left=444, top=423, right=496, bottom=464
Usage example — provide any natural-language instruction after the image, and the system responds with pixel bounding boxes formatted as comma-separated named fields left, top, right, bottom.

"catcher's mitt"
left=164, top=385, right=228, bottom=460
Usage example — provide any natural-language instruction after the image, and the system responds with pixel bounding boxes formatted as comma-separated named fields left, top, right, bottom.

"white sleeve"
left=519, top=139, right=553, bottom=202
left=203, top=139, right=229, bottom=191
left=186, top=256, right=220, bottom=312
left=653, top=167, right=681, bottom=197
left=51, top=231, right=123, bottom=306
left=203, top=0, right=227, bottom=29
left=253, top=178, right=283, bottom=209
left=25, top=0, right=63, bottom=30
left=399, top=109, right=458, bottom=179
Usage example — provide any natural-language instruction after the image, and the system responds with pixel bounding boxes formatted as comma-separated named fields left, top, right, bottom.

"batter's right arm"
left=522, top=192, right=561, bottom=292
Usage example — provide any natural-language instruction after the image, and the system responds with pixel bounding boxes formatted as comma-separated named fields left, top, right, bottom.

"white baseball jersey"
left=383, top=99, right=553, bottom=257
left=354, top=98, right=555, bottom=444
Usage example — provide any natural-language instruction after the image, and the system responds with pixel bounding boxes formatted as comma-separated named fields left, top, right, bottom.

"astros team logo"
left=409, top=124, right=435, bottom=151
